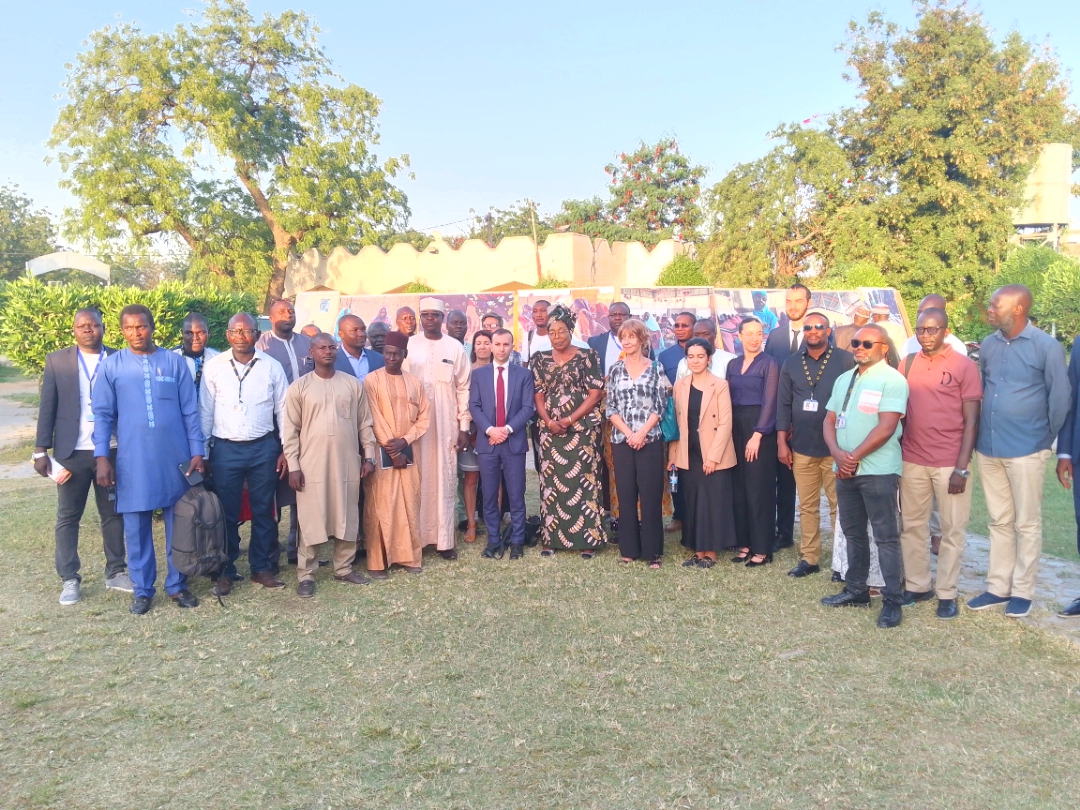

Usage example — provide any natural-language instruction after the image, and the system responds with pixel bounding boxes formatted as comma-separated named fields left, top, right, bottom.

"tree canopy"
left=49, top=0, right=410, bottom=306
left=0, top=185, right=58, bottom=282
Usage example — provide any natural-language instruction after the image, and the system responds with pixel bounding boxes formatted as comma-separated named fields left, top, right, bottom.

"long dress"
left=281, top=372, right=377, bottom=546
left=830, top=516, right=885, bottom=587
left=530, top=348, right=606, bottom=550
left=680, top=386, right=737, bottom=553
left=403, top=334, right=472, bottom=550
left=362, top=370, right=430, bottom=569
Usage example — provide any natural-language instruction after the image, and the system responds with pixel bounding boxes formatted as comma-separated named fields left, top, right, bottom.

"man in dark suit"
left=764, top=284, right=813, bottom=552
left=470, top=328, right=536, bottom=559
left=1055, top=334, right=1080, bottom=618
left=335, top=314, right=385, bottom=383
left=588, top=302, right=645, bottom=373
left=34, top=307, right=129, bottom=605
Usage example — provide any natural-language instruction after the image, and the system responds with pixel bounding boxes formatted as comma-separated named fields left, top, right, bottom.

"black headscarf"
left=548, top=303, right=577, bottom=331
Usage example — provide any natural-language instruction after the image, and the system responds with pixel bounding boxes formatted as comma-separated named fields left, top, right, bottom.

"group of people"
left=33, top=284, right=1080, bottom=627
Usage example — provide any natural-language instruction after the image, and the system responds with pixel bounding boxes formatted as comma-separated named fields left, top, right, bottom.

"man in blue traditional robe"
left=93, top=304, right=206, bottom=615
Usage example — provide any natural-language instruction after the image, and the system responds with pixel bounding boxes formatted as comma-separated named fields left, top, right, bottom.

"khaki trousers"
left=297, top=537, right=357, bottom=582
left=791, top=453, right=837, bottom=566
left=976, top=450, right=1050, bottom=600
left=899, top=462, right=972, bottom=599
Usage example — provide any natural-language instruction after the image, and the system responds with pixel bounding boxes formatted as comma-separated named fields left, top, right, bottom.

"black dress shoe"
left=773, top=538, right=795, bottom=552
left=440, top=549, right=459, bottom=560
left=877, top=601, right=903, bottom=628
left=481, top=547, right=501, bottom=560
left=901, top=589, right=935, bottom=606
left=745, top=554, right=773, bottom=567
left=831, top=571, right=844, bottom=583
left=787, top=560, right=821, bottom=578
left=1057, top=597, right=1080, bottom=618
left=170, top=589, right=199, bottom=609
left=130, top=595, right=152, bottom=615
left=820, top=589, right=871, bottom=608
left=936, top=598, right=959, bottom=620
left=509, top=545, right=524, bottom=560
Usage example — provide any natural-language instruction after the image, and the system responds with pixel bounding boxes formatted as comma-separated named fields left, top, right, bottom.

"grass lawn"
left=0, top=364, right=32, bottom=383
left=3, top=391, right=40, bottom=407
left=0, top=437, right=36, bottom=465
left=968, top=458, right=1078, bottom=561
left=2, top=475, right=1080, bottom=809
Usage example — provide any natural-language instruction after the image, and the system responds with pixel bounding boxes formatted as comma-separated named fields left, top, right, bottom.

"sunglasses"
left=802, top=324, right=828, bottom=331
left=850, top=339, right=885, bottom=350
left=914, top=326, right=944, bottom=336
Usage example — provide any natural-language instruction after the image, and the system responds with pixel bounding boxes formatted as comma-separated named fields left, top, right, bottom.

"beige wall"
left=284, top=232, right=690, bottom=296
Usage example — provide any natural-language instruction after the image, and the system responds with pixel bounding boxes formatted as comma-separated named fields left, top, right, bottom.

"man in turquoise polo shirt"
left=821, top=324, right=910, bottom=628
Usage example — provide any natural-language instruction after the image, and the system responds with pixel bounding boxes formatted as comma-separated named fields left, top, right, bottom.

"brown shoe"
left=367, top=569, right=389, bottom=580
left=250, top=571, right=286, bottom=590
left=296, top=580, right=315, bottom=598
left=213, top=576, right=233, bottom=597
left=334, top=571, right=371, bottom=585
left=439, top=548, right=458, bottom=560
left=400, top=565, right=423, bottom=574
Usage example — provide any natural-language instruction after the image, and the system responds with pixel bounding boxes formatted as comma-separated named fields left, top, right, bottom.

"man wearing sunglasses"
left=821, top=324, right=909, bottom=628
left=776, top=312, right=855, bottom=578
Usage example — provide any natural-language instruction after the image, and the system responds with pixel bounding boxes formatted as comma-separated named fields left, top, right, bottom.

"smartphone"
left=179, top=461, right=204, bottom=486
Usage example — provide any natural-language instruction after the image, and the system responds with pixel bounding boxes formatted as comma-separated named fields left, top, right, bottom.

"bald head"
left=988, top=284, right=1032, bottom=337
left=311, top=332, right=336, bottom=349
left=337, top=314, right=368, bottom=355
left=228, top=312, right=256, bottom=330
left=692, top=317, right=717, bottom=347
left=446, top=309, right=468, bottom=343
left=918, top=294, right=948, bottom=313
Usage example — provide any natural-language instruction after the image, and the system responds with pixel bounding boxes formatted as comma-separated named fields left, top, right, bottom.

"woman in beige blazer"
left=668, top=338, right=738, bottom=567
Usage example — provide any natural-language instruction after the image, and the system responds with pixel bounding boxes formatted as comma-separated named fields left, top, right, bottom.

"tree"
left=554, top=138, right=706, bottom=246
left=1034, top=256, right=1080, bottom=340
left=656, top=254, right=709, bottom=287
left=50, top=0, right=410, bottom=307
left=467, top=200, right=555, bottom=246
left=0, top=185, right=58, bottom=281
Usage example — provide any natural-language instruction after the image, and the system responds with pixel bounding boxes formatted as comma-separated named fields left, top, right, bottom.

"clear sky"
left=1, top=0, right=1077, bottom=242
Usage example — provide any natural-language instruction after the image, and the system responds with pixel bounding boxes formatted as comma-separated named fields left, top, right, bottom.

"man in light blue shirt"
left=821, top=324, right=909, bottom=628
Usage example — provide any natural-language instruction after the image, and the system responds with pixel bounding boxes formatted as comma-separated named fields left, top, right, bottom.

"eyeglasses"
left=227, top=329, right=257, bottom=337
left=915, top=326, right=944, bottom=336
left=850, top=339, right=885, bottom=350
left=802, top=324, right=828, bottom=332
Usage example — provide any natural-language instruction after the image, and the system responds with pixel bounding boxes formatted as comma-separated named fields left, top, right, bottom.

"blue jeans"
left=123, top=506, right=182, bottom=599
left=836, top=474, right=904, bottom=603
left=211, top=433, right=280, bottom=577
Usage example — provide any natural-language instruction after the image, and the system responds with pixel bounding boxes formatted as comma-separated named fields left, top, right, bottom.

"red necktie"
left=496, top=366, right=506, bottom=427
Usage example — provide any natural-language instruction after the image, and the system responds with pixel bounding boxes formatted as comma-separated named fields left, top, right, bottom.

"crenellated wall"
left=284, top=232, right=690, bottom=296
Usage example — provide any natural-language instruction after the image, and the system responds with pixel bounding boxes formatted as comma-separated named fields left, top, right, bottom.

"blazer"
left=334, top=346, right=385, bottom=379
left=668, top=372, right=737, bottom=471
left=469, top=362, right=536, bottom=455
left=1058, top=335, right=1080, bottom=460
left=37, top=345, right=118, bottom=461
left=764, top=316, right=802, bottom=365
left=587, top=332, right=652, bottom=375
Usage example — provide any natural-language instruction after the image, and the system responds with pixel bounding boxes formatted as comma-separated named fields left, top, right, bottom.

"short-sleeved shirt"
left=826, top=360, right=909, bottom=476
left=900, top=346, right=982, bottom=468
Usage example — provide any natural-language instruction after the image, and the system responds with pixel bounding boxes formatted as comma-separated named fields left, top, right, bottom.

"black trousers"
left=837, top=474, right=904, bottom=603
left=775, top=461, right=796, bottom=547
left=611, top=438, right=666, bottom=560
left=54, top=449, right=126, bottom=582
left=211, top=434, right=280, bottom=578
left=731, top=405, right=779, bottom=556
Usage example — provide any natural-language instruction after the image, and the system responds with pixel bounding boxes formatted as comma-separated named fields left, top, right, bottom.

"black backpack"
left=171, top=483, right=229, bottom=577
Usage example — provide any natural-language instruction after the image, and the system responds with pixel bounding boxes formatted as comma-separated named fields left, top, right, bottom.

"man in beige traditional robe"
left=403, top=297, right=472, bottom=559
left=284, top=334, right=377, bottom=597
left=363, top=331, right=430, bottom=577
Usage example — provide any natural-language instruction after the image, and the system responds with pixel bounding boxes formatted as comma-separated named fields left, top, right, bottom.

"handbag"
left=655, top=362, right=680, bottom=442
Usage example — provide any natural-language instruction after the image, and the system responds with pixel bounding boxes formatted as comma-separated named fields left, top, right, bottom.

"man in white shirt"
left=676, top=318, right=737, bottom=381
left=201, top=313, right=290, bottom=595
left=35, top=308, right=130, bottom=605
left=173, top=312, right=220, bottom=399
left=900, top=294, right=968, bottom=357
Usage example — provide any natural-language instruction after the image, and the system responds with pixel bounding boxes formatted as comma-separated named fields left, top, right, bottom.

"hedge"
left=0, top=275, right=258, bottom=374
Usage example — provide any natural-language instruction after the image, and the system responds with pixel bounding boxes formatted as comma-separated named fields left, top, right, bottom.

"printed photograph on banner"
left=516, top=288, right=617, bottom=359
left=620, top=287, right=714, bottom=353
left=294, top=290, right=342, bottom=334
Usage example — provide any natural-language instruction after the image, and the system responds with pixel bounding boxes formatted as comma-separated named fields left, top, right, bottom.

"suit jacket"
left=469, top=363, right=536, bottom=455
left=587, top=332, right=651, bottom=375
left=334, top=346, right=385, bottom=379
left=37, top=345, right=118, bottom=461
left=657, top=343, right=686, bottom=385
left=1059, top=335, right=1080, bottom=460
left=764, top=316, right=803, bottom=365
left=668, top=372, right=737, bottom=471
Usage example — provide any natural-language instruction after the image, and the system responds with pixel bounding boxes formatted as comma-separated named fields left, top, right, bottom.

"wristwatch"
left=364, top=457, right=376, bottom=466
left=31, top=452, right=48, bottom=460
left=954, top=468, right=971, bottom=479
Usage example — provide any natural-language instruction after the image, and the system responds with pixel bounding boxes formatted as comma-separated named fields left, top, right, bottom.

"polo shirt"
left=826, top=360, right=908, bottom=476
left=900, top=346, right=981, bottom=468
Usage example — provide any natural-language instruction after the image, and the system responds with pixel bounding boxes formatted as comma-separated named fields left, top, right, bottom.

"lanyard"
left=838, top=369, right=860, bottom=418
left=229, top=357, right=258, bottom=402
left=77, top=351, right=101, bottom=402
left=801, top=347, right=832, bottom=399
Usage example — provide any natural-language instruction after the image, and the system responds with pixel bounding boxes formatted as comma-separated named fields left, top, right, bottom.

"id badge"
left=86, top=411, right=95, bottom=422
left=802, top=399, right=819, bottom=412
left=835, top=415, right=846, bottom=429
left=233, top=403, right=248, bottom=415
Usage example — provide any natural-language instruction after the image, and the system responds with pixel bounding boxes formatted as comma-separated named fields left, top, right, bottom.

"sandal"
left=649, top=557, right=662, bottom=569
left=619, top=557, right=634, bottom=565
left=463, top=526, right=477, bottom=544
left=732, top=548, right=751, bottom=563
left=581, top=550, right=597, bottom=560
left=698, top=557, right=716, bottom=569
left=682, top=555, right=701, bottom=567
left=540, top=548, right=555, bottom=557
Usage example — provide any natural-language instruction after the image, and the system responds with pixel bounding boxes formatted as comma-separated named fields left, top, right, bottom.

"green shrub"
left=656, top=254, right=710, bottom=287
left=532, top=275, right=570, bottom=289
left=0, top=275, right=256, bottom=374
left=401, top=280, right=435, bottom=293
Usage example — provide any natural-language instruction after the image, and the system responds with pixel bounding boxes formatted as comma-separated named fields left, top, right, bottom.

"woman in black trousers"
left=605, top=318, right=673, bottom=568
left=726, top=317, right=780, bottom=566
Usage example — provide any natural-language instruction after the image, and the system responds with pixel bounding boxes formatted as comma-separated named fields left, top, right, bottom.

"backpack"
left=171, top=483, right=229, bottom=577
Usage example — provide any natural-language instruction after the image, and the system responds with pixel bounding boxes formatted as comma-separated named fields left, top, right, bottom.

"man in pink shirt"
left=898, top=307, right=982, bottom=620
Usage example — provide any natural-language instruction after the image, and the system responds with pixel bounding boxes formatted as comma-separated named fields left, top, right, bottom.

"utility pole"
left=528, top=198, right=542, bottom=282
left=485, top=212, right=494, bottom=247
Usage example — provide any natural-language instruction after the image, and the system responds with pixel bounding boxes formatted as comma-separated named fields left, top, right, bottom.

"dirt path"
left=0, top=376, right=40, bottom=480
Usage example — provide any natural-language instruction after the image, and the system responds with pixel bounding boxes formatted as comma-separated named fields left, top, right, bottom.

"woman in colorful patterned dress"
left=529, top=305, right=606, bottom=557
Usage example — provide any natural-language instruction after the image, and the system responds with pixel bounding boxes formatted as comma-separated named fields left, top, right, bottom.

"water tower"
left=1012, top=143, right=1073, bottom=250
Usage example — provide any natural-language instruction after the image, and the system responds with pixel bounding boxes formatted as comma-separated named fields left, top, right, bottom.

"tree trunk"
left=264, top=251, right=290, bottom=311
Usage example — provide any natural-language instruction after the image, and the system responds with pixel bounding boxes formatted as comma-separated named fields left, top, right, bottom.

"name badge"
left=802, top=399, right=819, bottom=412
left=835, top=415, right=846, bottom=429
left=232, top=403, right=248, bottom=415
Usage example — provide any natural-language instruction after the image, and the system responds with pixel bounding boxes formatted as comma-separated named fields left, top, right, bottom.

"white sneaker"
left=59, top=579, right=81, bottom=606
left=105, top=571, right=135, bottom=593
